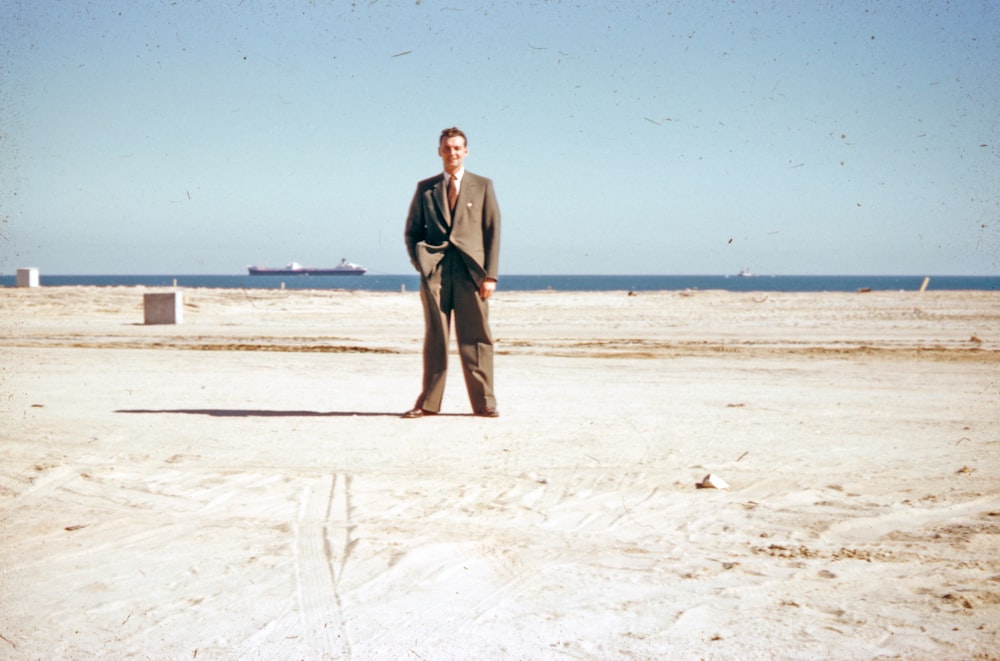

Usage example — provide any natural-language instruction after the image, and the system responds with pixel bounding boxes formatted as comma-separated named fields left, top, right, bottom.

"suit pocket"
left=415, top=241, right=450, bottom=278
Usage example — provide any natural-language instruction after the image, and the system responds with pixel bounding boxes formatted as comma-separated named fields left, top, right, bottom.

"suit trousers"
left=416, top=248, right=496, bottom=413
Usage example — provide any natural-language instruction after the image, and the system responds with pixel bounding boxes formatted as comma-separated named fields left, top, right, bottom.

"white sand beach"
left=1, top=286, right=998, bottom=659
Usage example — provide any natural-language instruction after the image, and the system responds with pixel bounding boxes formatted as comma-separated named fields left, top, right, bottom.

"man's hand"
left=479, top=278, right=497, bottom=300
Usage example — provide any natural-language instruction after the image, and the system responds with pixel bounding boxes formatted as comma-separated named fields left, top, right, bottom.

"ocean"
left=1, top=274, right=998, bottom=292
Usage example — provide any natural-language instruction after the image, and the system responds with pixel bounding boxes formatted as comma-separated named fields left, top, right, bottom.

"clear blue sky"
left=2, top=0, right=997, bottom=275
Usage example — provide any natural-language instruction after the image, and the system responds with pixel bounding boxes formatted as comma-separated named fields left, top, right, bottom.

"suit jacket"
left=404, top=171, right=500, bottom=287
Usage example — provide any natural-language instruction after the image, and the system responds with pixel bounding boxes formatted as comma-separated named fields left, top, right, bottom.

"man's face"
left=438, top=136, right=468, bottom=174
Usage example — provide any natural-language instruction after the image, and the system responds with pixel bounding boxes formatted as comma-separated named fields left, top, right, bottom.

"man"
left=403, top=127, right=501, bottom=418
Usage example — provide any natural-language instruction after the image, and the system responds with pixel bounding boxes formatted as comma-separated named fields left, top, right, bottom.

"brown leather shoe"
left=475, top=407, right=500, bottom=418
left=402, top=407, right=436, bottom=419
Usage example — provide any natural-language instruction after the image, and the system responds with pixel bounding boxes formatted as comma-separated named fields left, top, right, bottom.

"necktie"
left=448, top=175, right=458, bottom=212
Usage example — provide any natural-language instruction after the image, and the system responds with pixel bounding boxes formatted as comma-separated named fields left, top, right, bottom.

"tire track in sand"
left=293, top=473, right=354, bottom=658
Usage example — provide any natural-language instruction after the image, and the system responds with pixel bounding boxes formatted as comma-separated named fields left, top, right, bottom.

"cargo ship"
left=247, top=258, right=366, bottom=276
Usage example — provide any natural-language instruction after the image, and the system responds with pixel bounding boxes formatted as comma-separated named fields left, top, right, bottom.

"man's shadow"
left=115, top=408, right=454, bottom=418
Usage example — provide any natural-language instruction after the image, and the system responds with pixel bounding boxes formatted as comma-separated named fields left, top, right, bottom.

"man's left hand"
left=479, top=278, right=497, bottom=300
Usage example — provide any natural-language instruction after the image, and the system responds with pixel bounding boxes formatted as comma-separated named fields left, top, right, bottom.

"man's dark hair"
left=439, top=127, right=467, bottom=146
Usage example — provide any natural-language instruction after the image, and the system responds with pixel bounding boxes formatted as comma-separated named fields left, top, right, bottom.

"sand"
left=1, top=286, right=998, bottom=660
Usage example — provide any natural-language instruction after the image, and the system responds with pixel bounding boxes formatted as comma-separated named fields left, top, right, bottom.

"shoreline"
left=3, top=271, right=998, bottom=295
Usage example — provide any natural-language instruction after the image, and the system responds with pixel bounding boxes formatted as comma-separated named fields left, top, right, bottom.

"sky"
left=1, top=0, right=998, bottom=276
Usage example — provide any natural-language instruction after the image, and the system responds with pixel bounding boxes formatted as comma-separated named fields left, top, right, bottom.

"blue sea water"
left=1, top=273, right=998, bottom=292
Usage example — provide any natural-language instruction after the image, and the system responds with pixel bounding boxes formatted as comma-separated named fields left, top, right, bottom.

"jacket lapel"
left=433, top=176, right=451, bottom=226
left=451, top=174, right=478, bottom=225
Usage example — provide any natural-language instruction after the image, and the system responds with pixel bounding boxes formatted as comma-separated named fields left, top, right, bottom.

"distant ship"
left=247, top=258, right=367, bottom=276
left=738, top=267, right=754, bottom=277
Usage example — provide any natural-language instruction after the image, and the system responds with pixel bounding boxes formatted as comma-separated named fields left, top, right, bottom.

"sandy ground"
left=1, top=286, right=998, bottom=660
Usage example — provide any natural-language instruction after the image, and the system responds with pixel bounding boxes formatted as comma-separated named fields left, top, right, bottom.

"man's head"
left=438, top=127, right=468, bottom=174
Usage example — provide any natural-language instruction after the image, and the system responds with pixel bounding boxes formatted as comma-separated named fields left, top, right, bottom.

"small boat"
left=248, top=258, right=367, bottom=276
left=737, top=267, right=754, bottom=277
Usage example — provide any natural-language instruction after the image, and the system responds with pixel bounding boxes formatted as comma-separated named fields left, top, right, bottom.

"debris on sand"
left=697, top=474, right=730, bottom=490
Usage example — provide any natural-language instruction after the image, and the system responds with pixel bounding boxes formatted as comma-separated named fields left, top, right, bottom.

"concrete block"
left=144, top=292, right=183, bottom=325
left=16, top=268, right=40, bottom=288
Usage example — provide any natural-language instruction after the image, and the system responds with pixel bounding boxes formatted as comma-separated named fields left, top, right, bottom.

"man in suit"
left=403, top=127, right=501, bottom=418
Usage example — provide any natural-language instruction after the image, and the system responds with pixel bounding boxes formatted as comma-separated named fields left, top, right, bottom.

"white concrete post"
left=143, top=292, right=183, bottom=325
left=16, top=268, right=40, bottom=288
